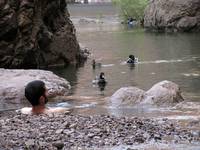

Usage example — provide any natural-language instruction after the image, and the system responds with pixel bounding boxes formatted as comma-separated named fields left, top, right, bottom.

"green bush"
left=112, top=0, right=148, bottom=23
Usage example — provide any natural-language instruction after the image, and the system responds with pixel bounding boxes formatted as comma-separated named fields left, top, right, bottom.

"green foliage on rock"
left=112, top=0, right=148, bottom=22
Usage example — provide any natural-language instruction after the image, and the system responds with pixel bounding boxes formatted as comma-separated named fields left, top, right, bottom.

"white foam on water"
left=75, top=102, right=97, bottom=109
left=120, top=61, right=127, bottom=65
left=138, top=58, right=196, bottom=65
left=182, top=73, right=200, bottom=77
left=182, top=73, right=191, bottom=77
left=155, top=60, right=169, bottom=63
left=120, top=56, right=198, bottom=66
left=56, top=102, right=71, bottom=107
left=192, top=73, right=200, bottom=77
left=160, top=115, right=200, bottom=120
left=102, top=64, right=115, bottom=67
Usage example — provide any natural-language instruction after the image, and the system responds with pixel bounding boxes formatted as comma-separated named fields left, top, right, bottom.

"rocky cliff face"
left=0, top=0, right=82, bottom=68
left=144, top=0, right=200, bottom=32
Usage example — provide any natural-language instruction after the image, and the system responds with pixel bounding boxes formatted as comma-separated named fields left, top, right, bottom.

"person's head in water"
left=25, top=80, right=48, bottom=108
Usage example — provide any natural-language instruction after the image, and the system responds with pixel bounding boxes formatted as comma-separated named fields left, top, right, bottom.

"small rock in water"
left=52, top=141, right=64, bottom=149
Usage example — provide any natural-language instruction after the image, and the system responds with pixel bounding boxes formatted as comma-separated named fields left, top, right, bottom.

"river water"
left=2, top=3, right=200, bottom=149
left=50, top=4, right=200, bottom=149
left=48, top=2, right=200, bottom=124
left=51, top=3, right=200, bottom=103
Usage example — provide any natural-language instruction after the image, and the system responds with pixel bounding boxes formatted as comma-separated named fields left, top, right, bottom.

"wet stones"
left=0, top=113, right=199, bottom=149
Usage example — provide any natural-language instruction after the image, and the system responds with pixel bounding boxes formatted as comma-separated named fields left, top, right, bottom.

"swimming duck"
left=92, top=72, right=107, bottom=84
left=127, top=55, right=138, bottom=64
left=92, top=59, right=102, bottom=69
left=98, top=72, right=106, bottom=84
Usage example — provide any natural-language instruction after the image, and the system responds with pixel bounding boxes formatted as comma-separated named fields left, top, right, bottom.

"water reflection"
left=49, top=65, right=79, bottom=95
left=98, top=82, right=107, bottom=95
left=128, top=63, right=135, bottom=70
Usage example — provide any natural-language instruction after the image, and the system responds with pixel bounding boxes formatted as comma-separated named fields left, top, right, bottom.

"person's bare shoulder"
left=19, top=107, right=32, bottom=114
left=18, top=107, right=71, bottom=115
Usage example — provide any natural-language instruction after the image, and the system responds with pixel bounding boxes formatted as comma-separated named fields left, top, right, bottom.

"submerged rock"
left=0, top=0, right=84, bottom=69
left=0, top=69, right=70, bottom=103
left=110, top=80, right=184, bottom=106
left=144, top=0, right=200, bottom=32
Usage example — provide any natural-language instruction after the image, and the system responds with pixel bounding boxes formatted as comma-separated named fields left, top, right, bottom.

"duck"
left=92, top=72, right=107, bottom=84
left=92, top=59, right=102, bottom=69
left=127, top=55, right=138, bottom=64
left=98, top=72, right=106, bottom=84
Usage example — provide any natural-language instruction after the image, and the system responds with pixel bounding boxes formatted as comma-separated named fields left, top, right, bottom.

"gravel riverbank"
left=0, top=112, right=199, bottom=149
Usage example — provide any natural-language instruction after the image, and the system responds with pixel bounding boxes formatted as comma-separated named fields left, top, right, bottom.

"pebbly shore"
left=0, top=112, right=199, bottom=150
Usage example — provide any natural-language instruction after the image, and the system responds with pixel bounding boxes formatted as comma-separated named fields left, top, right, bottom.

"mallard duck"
left=92, top=72, right=107, bottom=84
left=127, top=55, right=138, bottom=64
left=98, top=72, right=106, bottom=84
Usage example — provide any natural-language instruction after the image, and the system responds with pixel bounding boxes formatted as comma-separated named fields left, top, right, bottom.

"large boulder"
left=110, top=81, right=184, bottom=107
left=144, top=80, right=184, bottom=105
left=0, top=69, right=71, bottom=104
left=110, top=87, right=146, bottom=107
left=144, top=0, right=200, bottom=32
left=0, top=0, right=83, bottom=69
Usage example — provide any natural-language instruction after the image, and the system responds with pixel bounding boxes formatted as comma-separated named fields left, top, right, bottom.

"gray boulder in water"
left=110, top=87, right=146, bottom=107
left=144, top=0, right=200, bottom=32
left=110, top=80, right=184, bottom=107
left=0, top=69, right=70, bottom=103
left=144, top=80, right=184, bottom=105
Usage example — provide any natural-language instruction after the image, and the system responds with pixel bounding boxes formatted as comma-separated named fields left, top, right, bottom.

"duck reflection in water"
left=128, top=63, right=135, bottom=70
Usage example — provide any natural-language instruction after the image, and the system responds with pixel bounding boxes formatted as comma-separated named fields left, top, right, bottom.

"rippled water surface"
left=45, top=3, right=200, bottom=124
left=2, top=4, right=200, bottom=115
left=1, top=3, right=200, bottom=149
left=51, top=4, right=200, bottom=102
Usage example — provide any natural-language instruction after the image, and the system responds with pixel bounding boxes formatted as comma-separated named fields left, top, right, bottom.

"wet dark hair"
left=25, top=80, right=46, bottom=106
